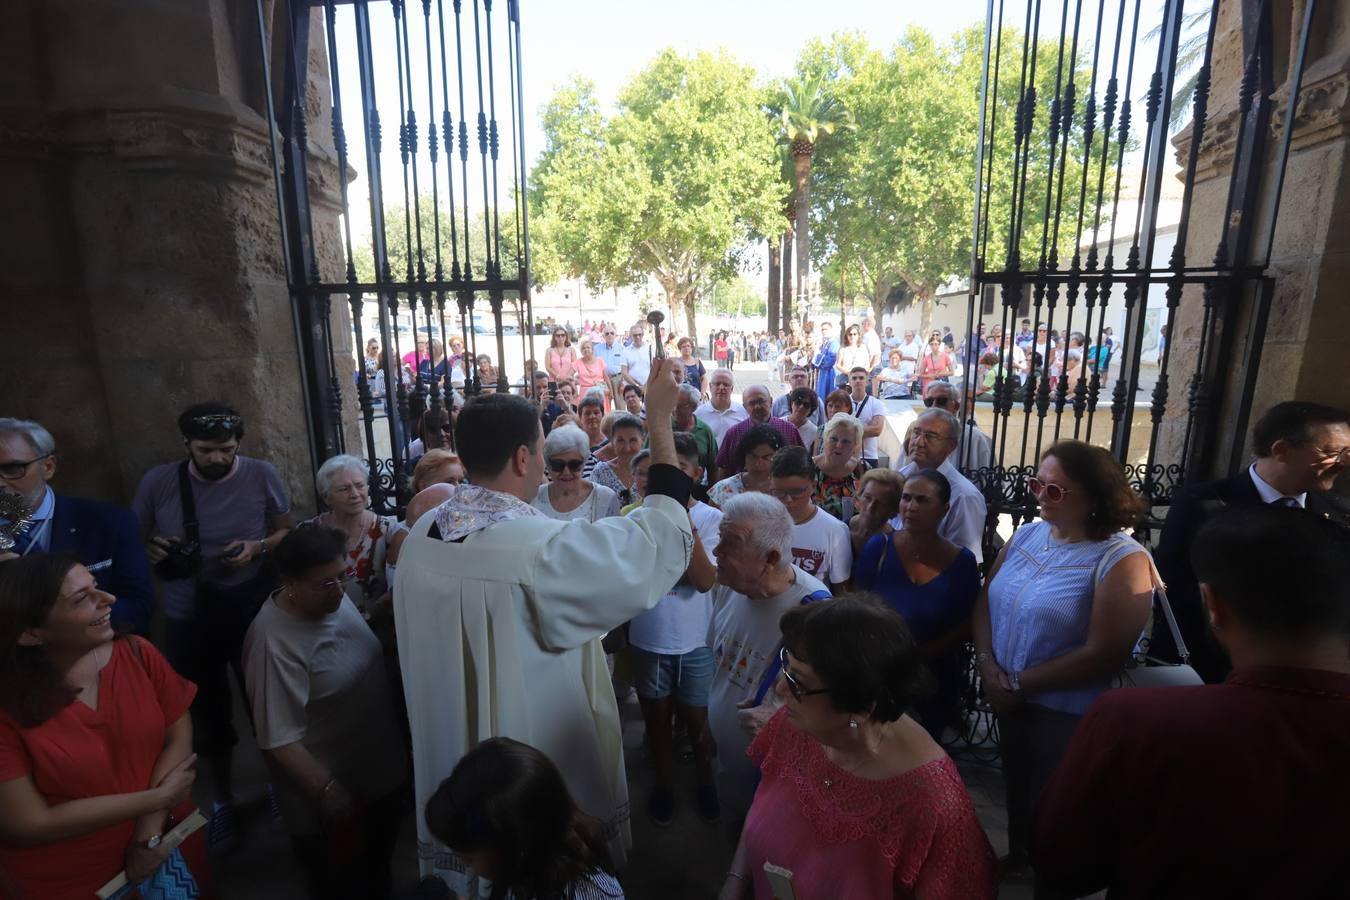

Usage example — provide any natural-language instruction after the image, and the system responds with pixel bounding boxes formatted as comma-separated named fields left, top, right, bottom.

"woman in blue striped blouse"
left=972, top=441, right=1154, bottom=879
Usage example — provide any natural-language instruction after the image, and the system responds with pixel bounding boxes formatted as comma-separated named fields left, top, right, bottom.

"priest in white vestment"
left=394, top=359, right=694, bottom=891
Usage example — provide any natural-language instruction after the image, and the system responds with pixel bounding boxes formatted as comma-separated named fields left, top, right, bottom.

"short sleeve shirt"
left=790, top=508, right=853, bottom=586
left=132, top=456, right=291, bottom=620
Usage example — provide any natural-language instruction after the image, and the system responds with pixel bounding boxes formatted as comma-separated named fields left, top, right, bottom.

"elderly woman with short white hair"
left=812, top=413, right=867, bottom=521
left=532, top=425, right=621, bottom=522
left=299, top=454, right=397, bottom=617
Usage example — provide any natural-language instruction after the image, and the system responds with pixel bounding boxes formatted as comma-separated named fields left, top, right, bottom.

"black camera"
left=154, top=540, right=201, bottom=580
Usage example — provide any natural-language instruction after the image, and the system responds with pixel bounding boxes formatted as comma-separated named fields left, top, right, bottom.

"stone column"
left=1164, top=0, right=1350, bottom=481
left=0, top=0, right=351, bottom=513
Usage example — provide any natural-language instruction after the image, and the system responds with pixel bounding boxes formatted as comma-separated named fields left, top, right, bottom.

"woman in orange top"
left=0, top=556, right=209, bottom=898
left=545, top=327, right=577, bottom=386
left=573, top=339, right=610, bottom=410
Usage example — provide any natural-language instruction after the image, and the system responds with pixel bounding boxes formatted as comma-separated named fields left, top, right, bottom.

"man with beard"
left=133, top=402, right=292, bottom=848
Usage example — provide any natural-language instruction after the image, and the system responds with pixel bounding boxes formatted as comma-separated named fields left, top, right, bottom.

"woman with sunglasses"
left=532, top=425, right=620, bottom=523
left=545, top=327, right=577, bottom=387
left=243, top=526, right=408, bottom=899
left=971, top=440, right=1153, bottom=878
left=722, top=596, right=996, bottom=900
left=833, top=324, right=870, bottom=392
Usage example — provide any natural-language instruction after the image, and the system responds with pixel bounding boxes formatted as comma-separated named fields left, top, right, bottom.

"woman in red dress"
left=722, top=596, right=996, bottom=900
left=0, top=556, right=210, bottom=899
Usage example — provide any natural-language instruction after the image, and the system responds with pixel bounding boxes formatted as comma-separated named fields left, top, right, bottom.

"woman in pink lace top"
left=722, top=597, right=996, bottom=900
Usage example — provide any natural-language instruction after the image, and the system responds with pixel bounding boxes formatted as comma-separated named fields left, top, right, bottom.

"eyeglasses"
left=604, top=331, right=615, bottom=336
left=308, top=575, right=348, bottom=592
left=770, top=485, right=812, bottom=500
left=910, top=429, right=946, bottom=444
left=548, top=459, right=584, bottom=474
left=1028, top=477, right=1074, bottom=503
left=779, top=648, right=830, bottom=702
left=1312, top=446, right=1350, bottom=466
left=922, top=396, right=955, bottom=408
left=0, top=454, right=52, bottom=480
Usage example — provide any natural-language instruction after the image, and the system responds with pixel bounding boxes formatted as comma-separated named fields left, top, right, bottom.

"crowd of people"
left=0, top=320, right=1347, bottom=899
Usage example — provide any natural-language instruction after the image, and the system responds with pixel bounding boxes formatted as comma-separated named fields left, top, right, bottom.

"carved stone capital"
left=1174, top=51, right=1350, bottom=182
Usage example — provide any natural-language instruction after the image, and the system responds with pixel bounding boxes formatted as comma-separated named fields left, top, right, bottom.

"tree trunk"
left=767, top=241, right=781, bottom=335
left=918, top=290, right=935, bottom=337
left=683, top=287, right=699, bottom=343
left=781, top=228, right=794, bottom=324
left=792, top=149, right=812, bottom=314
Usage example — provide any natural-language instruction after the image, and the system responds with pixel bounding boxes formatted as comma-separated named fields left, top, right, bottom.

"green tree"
left=351, top=200, right=519, bottom=290
left=809, top=26, right=1100, bottom=334
left=778, top=73, right=853, bottom=319
left=530, top=51, right=782, bottom=340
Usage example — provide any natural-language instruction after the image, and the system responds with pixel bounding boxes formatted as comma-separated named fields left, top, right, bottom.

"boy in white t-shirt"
left=769, top=446, right=852, bottom=592
left=627, top=431, right=722, bottom=826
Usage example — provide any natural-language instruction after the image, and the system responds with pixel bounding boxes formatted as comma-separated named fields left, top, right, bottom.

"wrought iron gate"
left=256, top=0, right=534, bottom=513
left=947, top=0, right=1316, bottom=758
left=962, top=0, right=1316, bottom=551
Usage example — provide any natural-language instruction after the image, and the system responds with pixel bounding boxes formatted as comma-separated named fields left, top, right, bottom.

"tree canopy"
left=528, top=51, right=782, bottom=339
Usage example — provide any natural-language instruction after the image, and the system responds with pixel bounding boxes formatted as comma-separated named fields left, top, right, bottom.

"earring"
left=848, top=719, right=858, bottom=730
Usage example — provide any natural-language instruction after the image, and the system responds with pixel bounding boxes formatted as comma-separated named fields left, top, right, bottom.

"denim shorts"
left=630, top=646, right=714, bottom=706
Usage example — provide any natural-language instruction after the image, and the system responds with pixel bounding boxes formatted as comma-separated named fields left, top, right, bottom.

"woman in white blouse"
left=533, top=425, right=620, bottom=522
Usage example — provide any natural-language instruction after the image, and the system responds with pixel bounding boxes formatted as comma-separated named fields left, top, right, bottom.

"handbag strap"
left=1092, top=537, right=1192, bottom=664
left=176, top=460, right=199, bottom=547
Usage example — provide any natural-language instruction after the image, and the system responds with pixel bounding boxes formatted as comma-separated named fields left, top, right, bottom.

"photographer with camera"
left=132, top=402, right=292, bottom=849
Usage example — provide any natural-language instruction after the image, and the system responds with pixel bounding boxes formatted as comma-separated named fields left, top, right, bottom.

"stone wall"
left=1165, top=0, right=1350, bottom=479
left=0, top=0, right=351, bottom=516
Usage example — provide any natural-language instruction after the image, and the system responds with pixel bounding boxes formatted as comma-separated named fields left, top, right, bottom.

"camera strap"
left=176, top=460, right=200, bottom=547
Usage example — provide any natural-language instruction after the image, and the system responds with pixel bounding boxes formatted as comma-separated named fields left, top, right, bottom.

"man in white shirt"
left=882, top=325, right=901, bottom=354
left=393, top=360, right=693, bottom=890
left=706, top=491, right=830, bottom=825
left=889, top=409, right=988, bottom=564
left=627, top=432, right=723, bottom=826
left=695, top=368, right=748, bottom=446
left=770, top=447, right=852, bottom=592
left=597, top=325, right=627, bottom=403
left=923, top=381, right=993, bottom=473
left=845, top=367, right=886, bottom=463
left=621, top=325, right=652, bottom=387
left=861, top=315, right=883, bottom=376
left=898, top=329, right=923, bottom=391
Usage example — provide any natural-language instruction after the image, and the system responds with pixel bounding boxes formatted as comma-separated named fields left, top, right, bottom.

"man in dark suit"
left=0, top=418, right=154, bottom=634
left=1154, top=400, right=1350, bottom=682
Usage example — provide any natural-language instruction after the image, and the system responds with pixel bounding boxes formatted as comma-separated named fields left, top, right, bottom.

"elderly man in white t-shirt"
left=706, top=492, right=830, bottom=826
left=889, top=408, right=988, bottom=564
left=621, top=324, right=653, bottom=387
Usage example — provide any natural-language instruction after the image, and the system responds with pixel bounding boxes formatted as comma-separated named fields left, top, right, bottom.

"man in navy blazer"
left=1, top=418, right=154, bottom=634
left=1154, top=401, right=1350, bottom=682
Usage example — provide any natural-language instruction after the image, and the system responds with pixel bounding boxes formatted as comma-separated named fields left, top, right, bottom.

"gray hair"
left=916, top=408, right=961, bottom=443
left=822, top=412, right=864, bottom=446
left=0, top=419, right=56, bottom=457
left=743, top=384, right=771, bottom=402
left=543, top=424, right=589, bottom=461
left=677, top=383, right=702, bottom=406
left=721, top=492, right=793, bottom=568
left=708, top=367, right=735, bottom=385
left=315, top=453, right=368, bottom=499
left=924, top=379, right=959, bottom=407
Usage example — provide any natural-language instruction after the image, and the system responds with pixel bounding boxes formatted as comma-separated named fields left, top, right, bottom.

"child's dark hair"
left=425, top=738, right=615, bottom=900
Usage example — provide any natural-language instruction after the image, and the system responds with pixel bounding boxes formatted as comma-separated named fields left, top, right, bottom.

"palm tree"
left=1147, top=8, right=1211, bottom=131
left=779, top=75, right=852, bottom=319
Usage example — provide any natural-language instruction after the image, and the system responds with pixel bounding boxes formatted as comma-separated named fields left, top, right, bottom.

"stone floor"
left=207, top=682, right=1037, bottom=900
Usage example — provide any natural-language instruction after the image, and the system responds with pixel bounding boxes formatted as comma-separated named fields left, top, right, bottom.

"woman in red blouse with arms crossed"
left=0, top=555, right=209, bottom=898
